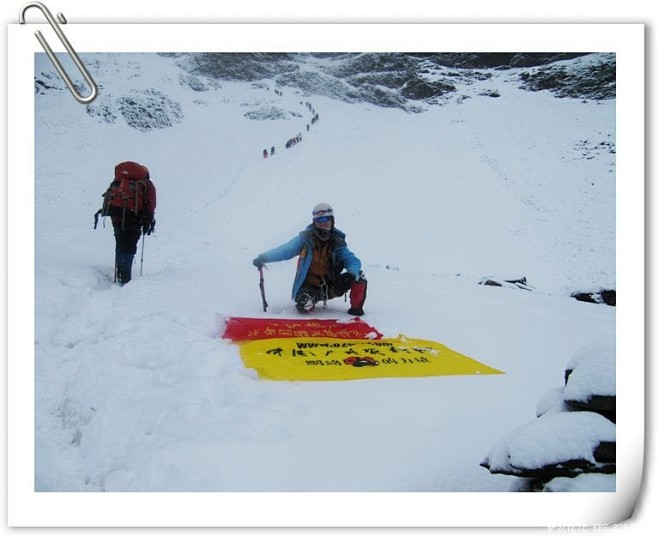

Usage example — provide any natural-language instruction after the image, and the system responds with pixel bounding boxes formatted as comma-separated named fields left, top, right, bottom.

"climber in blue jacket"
left=253, top=203, right=367, bottom=315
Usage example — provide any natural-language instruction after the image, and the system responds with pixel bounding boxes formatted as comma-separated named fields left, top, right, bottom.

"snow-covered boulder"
left=481, top=411, right=616, bottom=479
left=481, top=339, right=616, bottom=491
left=564, top=338, right=616, bottom=420
left=536, top=386, right=571, bottom=417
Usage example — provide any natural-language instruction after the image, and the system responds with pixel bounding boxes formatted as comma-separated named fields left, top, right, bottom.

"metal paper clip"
left=19, top=2, right=98, bottom=104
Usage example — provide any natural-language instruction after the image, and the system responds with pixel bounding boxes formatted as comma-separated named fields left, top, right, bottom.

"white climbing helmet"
left=312, top=202, right=334, bottom=220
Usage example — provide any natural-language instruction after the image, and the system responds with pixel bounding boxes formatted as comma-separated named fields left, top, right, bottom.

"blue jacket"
left=259, top=225, right=361, bottom=299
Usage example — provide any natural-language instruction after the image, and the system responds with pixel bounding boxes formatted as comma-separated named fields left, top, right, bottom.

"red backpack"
left=99, top=161, right=151, bottom=227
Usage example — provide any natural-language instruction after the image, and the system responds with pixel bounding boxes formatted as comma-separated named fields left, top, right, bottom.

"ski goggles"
left=314, top=216, right=332, bottom=223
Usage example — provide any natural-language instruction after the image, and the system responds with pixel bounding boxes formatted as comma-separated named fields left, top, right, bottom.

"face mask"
left=314, top=227, right=331, bottom=241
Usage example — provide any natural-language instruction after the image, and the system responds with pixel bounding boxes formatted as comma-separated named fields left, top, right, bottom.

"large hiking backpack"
left=98, top=161, right=151, bottom=228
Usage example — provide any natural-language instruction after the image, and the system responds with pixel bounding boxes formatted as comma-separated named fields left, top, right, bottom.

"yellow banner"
left=239, top=335, right=504, bottom=381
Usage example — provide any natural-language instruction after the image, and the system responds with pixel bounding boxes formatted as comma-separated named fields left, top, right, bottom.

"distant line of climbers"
left=285, top=133, right=302, bottom=149
left=262, top=98, right=320, bottom=159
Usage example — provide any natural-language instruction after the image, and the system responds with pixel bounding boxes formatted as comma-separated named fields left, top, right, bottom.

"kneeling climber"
left=252, top=203, right=367, bottom=315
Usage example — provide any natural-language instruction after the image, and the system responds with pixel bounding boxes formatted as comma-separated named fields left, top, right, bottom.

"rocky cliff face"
left=176, top=52, right=616, bottom=111
left=35, top=52, right=615, bottom=131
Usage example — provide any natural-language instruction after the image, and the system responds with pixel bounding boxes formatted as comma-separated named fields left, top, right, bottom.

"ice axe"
left=258, top=266, right=268, bottom=312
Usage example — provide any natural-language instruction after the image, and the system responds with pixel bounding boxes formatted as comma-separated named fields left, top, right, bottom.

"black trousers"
left=295, top=272, right=354, bottom=306
left=113, top=225, right=141, bottom=283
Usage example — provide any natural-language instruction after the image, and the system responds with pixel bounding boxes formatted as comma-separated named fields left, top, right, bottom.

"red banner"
left=222, top=316, right=383, bottom=342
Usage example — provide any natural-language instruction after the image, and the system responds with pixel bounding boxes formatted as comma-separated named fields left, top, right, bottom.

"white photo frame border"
left=8, top=22, right=644, bottom=527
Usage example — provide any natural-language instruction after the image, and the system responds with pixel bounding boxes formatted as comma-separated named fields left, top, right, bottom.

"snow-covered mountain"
left=31, top=51, right=617, bottom=520
left=38, top=51, right=616, bottom=120
left=176, top=52, right=615, bottom=110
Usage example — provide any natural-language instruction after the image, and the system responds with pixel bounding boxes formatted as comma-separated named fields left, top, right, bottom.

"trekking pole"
left=140, top=233, right=145, bottom=276
left=259, top=266, right=268, bottom=312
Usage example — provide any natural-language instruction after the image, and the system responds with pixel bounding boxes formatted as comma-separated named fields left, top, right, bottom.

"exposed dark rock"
left=480, top=279, right=503, bottom=287
left=518, top=54, right=615, bottom=100
left=86, top=89, right=184, bottom=131
left=594, top=441, right=616, bottom=464
left=85, top=95, right=119, bottom=124
left=478, top=276, right=535, bottom=291
left=179, top=73, right=210, bottom=92
left=571, top=289, right=616, bottom=306
left=275, top=70, right=360, bottom=103
left=244, top=106, right=302, bottom=120
left=564, top=396, right=616, bottom=423
left=116, top=89, right=184, bottom=131
left=478, top=89, right=501, bottom=98
left=401, top=77, right=455, bottom=100
left=481, top=449, right=616, bottom=480
left=408, top=53, right=589, bottom=69
left=179, top=52, right=299, bottom=82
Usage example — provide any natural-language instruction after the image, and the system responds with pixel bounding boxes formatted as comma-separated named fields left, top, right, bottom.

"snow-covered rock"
left=564, top=338, right=616, bottom=420
left=482, top=339, right=616, bottom=491
left=481, top=411, right=615, bottom=478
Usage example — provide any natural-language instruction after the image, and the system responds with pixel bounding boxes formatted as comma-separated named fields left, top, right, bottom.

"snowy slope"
left=33, top=52, right=615, bottom=500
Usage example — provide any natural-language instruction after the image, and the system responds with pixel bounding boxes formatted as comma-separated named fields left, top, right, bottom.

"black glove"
left=142, top=216, right=155, bottom=235
left=253, top=255, right=266, bottom=269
